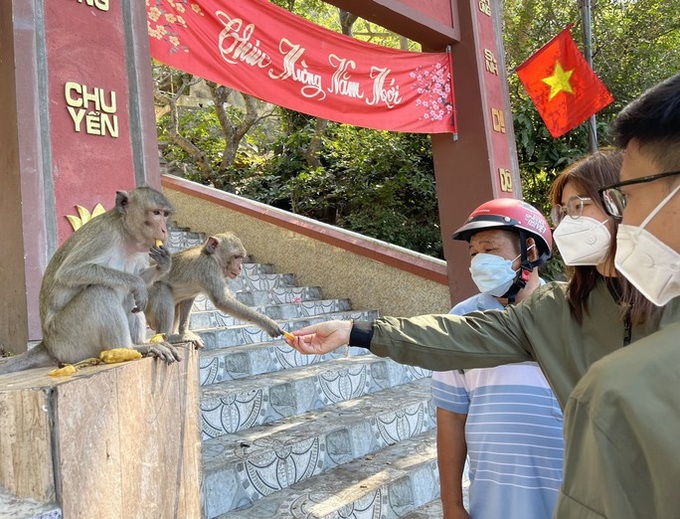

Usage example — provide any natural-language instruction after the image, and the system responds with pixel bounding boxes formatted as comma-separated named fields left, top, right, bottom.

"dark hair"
left=611, top=73, right=680, bottom=172
left=549, top=149, right=657, bottom=325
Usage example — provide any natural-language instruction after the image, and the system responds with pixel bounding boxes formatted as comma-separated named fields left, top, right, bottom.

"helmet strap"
left=501, top=230, right=534, bottom=304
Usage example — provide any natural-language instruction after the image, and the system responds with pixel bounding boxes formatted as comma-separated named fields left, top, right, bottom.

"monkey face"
left=205, top=233, right=246, bottom=279
left=223, top=257, right=243, bottom=279
left=117, top=188, right=173, bottom=250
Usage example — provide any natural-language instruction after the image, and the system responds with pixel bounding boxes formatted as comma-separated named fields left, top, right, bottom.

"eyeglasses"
left=550, top=195, right=592, bottom=226
left=598, top=171, right=680, bottom=219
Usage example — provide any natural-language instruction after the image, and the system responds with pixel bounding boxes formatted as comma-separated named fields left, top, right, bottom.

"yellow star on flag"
left=542, top=61, right=575, bottom=100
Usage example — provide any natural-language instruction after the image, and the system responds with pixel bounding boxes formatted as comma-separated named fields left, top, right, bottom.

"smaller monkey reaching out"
left=145, top=232, right=284, bottom=348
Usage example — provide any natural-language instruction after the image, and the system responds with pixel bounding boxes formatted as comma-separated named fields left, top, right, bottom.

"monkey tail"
left=0, top=342, right=57, bottom=375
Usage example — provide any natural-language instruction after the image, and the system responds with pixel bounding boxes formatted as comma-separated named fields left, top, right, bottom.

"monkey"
left=0, top=187, right=180, bottom=375
left=145, top=232, right=284, bottom=348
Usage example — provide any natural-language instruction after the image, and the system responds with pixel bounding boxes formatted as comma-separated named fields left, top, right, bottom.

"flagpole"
left=579, top=0, right=598, bottom=152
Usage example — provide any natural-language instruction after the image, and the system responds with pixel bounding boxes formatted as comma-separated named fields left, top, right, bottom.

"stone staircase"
left=167, top=226, right=444, bottom=518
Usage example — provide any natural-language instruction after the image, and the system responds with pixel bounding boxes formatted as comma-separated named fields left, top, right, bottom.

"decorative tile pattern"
left=169, top=227, right=439, bottom=518
left=202, top=388, right=266, bottom=437
left=0, top=491, right=62, bottom=519
left=239, top=437, right=323, bottom=498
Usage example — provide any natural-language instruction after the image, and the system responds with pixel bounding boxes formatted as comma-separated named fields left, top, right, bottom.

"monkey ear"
left=204, top=236, right=220, bottom=255
left=115, top=191, right=130, bottom=214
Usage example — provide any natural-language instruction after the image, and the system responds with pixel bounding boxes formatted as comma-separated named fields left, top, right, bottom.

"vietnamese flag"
left=516, top=24, right=613, bottom=138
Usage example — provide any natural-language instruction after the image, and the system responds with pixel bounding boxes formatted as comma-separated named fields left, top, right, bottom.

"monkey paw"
left=130, top=280, right=149, bottom=313
left=149, top=245, right=172, bottom=276
left=263, top=320, right=285, bottom=338
left=137, top=342, right=181, bottom=363
left=169, top=332, right=204, bottom=350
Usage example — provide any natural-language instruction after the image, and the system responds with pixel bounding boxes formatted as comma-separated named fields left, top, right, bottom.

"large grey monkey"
left=0, top=187, right=180, bottom=375
left=145, top=232, right=284, bottom=348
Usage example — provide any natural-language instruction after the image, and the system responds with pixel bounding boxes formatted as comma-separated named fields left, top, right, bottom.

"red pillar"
left=0, top=1, right=160, bottom=352
left=433, top=0, right=522, bottom=302
left=329, top=0, right=521, bottom=304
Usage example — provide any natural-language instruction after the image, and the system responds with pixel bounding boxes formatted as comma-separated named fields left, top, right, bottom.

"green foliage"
left=236, top=121, right=443, bottom=257
left=158, top=109, right=223, bottom=171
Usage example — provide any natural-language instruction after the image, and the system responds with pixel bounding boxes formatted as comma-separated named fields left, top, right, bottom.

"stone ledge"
left=0, top=344, right=201, bottom=518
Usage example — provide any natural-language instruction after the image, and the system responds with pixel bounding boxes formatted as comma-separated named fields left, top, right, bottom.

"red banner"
left=147, top=0, right=456, bottom=134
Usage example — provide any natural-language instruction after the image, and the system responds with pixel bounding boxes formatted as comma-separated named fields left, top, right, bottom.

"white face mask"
left=553, top=216, right=612, bottom=266
left=615, top=184, right=680, bottom=306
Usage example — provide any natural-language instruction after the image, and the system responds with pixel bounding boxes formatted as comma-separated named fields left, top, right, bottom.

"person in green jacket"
left=555, top=72, right=680, bottom=518
left=284, top=148, right=668, bottom=409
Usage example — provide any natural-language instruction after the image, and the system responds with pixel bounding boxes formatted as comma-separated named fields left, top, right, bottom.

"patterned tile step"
left=0, top=489, right=61, bottom=519
left=400, top=498, right=444, bottom=518
left=200, top=355, right=431, bottom=439
left=194, top=285, right=324, bottom=309
left=221, top=272, right=297, bottom=293
left=401, top=470, right=470, bottom=517
left=211, top=429, right=439, bottom=519
left=199, top=341, right=371, bottom=385
left=191, top=298, right=352, bottom=329
left=202, top=378, right=436, bottom=515
left=195, top=310, right=379, bottom=348
left=241, top=262, right=276, bottom=276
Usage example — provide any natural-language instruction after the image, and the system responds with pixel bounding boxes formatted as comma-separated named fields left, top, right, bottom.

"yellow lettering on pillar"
left=498, top=168, right=513, bottom=193
left=73, top=0, right=110, bottom=12
left=65, top=82, right=83, bottom=107
left=483, top=49, right=499, bottom=76
left=478, top=0, right=491, bottom=16
left=64, top=82, right=119, bottom=138
left=491, top=108, right=506, bottom=133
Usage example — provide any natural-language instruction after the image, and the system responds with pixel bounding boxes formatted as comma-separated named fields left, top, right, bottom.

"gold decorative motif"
left=66, top=203, right=107, bottom=231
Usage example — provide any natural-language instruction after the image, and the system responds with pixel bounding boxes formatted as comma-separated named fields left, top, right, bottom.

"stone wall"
left=162, top=176, right=452, bottom=318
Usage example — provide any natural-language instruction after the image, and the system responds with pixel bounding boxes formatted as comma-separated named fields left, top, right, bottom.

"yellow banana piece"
left=282, top=331, right=295, bottom=341
left=100, top=348, right=143, bottom=364
left=155, top=239, right=163, bottom=247
left=149, top=333, right=166, bottom=343
left=49, top=365, right=78, bottom=377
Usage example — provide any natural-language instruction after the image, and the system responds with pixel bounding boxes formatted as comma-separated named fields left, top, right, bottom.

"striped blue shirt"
left=432, top=292, right=564, bottom=519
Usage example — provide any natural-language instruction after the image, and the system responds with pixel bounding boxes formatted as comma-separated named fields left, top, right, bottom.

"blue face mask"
left=469, top=253, right=519, bottom=296
left=468, top=244, right=534, bottom=297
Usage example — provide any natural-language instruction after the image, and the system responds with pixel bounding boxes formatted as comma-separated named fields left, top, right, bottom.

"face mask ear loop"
left=638, top=183, right=680, bottom=231
left=501, top=230, right=533, bottom=304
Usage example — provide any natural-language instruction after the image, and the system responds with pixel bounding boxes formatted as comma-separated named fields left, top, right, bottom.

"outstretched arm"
left=211, top=286, right=283, bottom=338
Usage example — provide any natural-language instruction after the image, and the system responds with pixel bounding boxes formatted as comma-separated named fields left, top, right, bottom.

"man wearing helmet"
left=449, top=198, right=552, bottom=304
left=432, top=199, right=563, bottom=519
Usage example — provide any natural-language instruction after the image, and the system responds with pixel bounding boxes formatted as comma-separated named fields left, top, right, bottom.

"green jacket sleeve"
left=370, top=310, right=532, bottom=371
left=368, top=283, right=570, bottom=371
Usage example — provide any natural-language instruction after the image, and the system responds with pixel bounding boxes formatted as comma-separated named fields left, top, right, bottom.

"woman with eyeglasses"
left=284, top=149, right=674, bottom=410
left=549, top=148, right=657, bottom=332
